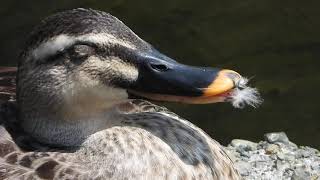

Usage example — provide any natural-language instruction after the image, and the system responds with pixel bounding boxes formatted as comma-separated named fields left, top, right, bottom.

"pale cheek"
left=57, top=55, right=139, bottom=119
left=80, top=56, right=139, bottom=84
left=109, top=59, right=139, bottom=82
left=60, top=68, right=130, bottom=119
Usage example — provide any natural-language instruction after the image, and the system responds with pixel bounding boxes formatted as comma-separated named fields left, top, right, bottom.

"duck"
left=0, top=8, right=261, bottom=180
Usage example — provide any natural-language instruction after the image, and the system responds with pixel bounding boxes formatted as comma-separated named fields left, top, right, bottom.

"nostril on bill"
left=150, top=63, right=169, bottom=72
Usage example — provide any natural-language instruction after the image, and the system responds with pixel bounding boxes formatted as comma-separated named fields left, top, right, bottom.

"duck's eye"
left=68, top=44, right=95, bottom=61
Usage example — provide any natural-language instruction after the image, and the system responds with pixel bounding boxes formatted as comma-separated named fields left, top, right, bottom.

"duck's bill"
left=127, top=55, right=262, bottom=108
left=129, top=69, right=239, bottom=104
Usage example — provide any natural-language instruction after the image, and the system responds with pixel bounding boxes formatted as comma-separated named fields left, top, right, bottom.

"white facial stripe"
left=109, top=58, right=139, bottom=82
left=30, top=33, right=136, bottom=61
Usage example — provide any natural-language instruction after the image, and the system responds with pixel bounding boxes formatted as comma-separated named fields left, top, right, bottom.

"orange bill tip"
left=203, top=69, right=241, bottom=97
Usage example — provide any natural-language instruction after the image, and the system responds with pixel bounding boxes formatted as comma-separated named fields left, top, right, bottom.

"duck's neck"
left=19, top=105, right=125, bottom=147
left=26, top=111, right=120, bottom=147
left=18, top=84, right=130, bottom=147
left=17, top=72, right=131, bottom=147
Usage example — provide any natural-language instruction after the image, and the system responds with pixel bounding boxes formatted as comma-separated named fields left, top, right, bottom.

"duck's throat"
left=18, top=78, right=131, bottom=147
left=20, top=108, right=123, bottom=147
left=19, top=90, right=129, bottom=147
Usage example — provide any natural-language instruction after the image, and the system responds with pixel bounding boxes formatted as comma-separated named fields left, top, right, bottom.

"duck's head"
left=17, top=8, right=261, bottom=145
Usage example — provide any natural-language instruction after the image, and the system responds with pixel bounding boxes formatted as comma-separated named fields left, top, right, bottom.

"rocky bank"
left=225, top=132, right=320, bottom=180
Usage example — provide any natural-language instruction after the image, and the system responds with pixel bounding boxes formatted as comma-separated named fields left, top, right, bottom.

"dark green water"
left=1, top=0, right=319, bottom=148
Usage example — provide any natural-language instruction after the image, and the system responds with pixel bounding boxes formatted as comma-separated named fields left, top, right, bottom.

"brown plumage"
left=0, top=9, right=244, bottom=179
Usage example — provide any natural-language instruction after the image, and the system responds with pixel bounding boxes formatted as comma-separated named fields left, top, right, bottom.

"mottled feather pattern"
left=105, top=100, right=241, bottom=179
left=0, top=99, right=241, bottom=179
left=0, top=8, right=243, bottom=179
left=0, top=104, right=89, bottom=180
left=0, top=70, right=241, bottom=179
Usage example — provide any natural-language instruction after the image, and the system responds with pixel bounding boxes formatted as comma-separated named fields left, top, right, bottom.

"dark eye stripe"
left=36, top=41, right=98, bottom=64
left=97, top=44, right=140, bottom=63
left=36, top=50, right=65, bottom=65
left=36, top=41, right=137, bottom=65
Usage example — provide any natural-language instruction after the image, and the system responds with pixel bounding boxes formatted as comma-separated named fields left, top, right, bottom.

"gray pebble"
left=234, top=161, right=251, bottom=176
left=292, top=166, right=311, bottom=180
left=225, top=132, right=320, bottom=180
left=265, top=144, right=280, bottom=154
left=231, top=139, right=258, bottom=151
left=277, top=152, right=286, bottom=160
left=264, top=132, right=290, bottom=144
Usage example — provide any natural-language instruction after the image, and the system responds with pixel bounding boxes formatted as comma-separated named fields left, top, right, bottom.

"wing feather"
left=0, top=125, right=89, bottom=179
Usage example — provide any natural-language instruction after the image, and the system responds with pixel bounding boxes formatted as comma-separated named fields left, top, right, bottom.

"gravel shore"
left=225, top=132, right=320, bottom=180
